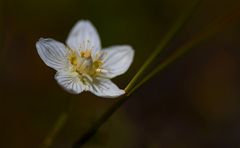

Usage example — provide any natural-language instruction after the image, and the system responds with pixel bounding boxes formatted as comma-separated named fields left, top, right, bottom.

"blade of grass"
left=72, top=4, right=239, bottom=148
left=38, top=1, right=199, bottom=146
left=72, top=1, right=200, bottom=147
left=127, top=4, right=240, bottom=96
left=124, top=0, right=200, bottom=93
left=40, top=113, right=68, bottom=148
left=39, top=98, right=74, bottom=148
left=72, top=95, right=126, bottom=148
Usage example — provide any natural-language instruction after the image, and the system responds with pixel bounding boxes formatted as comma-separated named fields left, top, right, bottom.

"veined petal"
left=101, top=45, right=134, bottom=78
left=55, top=72, right=84, bottom=94
left=36, top=38, right=68, bottom=70
left=89, top=78, right=125, bottom=98
left=66, top=20, right=101, bottom=52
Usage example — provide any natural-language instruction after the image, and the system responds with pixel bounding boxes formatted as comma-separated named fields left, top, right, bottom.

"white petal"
left=101, top=45, right=134, bottom=78
left=55, top=72, right=84, bottom=94
left=89, top=78, right=125, bottom=98
left=66, top=20, right=101, bottom=52
left=36, top=38, right=68, bottom=70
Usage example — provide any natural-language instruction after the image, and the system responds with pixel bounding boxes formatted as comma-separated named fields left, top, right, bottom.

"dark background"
left=1, top=0, right=240, bottom=147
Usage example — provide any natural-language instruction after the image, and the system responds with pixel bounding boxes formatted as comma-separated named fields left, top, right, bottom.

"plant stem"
left=40, top=113, right=68, bottom=148
left=127, top=4, right=240, bottom=96
left=127, top=36, right=205, bottom=97
left=72, top=95, right=127, bottom=148
left=39, top=98, right=74, bottom=148
left=71, top=3, right=240, bottom=148
left=72, top=2, right=200, bottom=147
left=124, top=0, right=200, bottom=93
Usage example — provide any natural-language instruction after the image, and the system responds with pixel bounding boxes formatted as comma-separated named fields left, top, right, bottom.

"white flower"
left=36, top=20, right=134, bottom=98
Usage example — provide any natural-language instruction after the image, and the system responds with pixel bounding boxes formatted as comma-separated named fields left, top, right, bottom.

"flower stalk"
left=127, top=2, right=240, bottom=96
left=40, top=113, right=68, bottom=148
left=72, top=1, right=201, bottom=147
left=125, top=0, right=200, bottom=93
left=39, top=98, right=74, bottom=148
left=72, top=95, right=127, bottom=148
left=37, top=2, right=239, bottom=148
left=71, top=2, right=240, bottom=148
left=37, top=19, right=134, bottom=148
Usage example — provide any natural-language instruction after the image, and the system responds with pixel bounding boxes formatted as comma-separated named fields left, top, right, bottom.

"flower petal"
left=55, top=72, right=84, bottom=94
left=66, top=20, right=101, bottom=52
left=89, top=78, right=125, bottom=98
left=101, top=45, right=134, bottom=78
left=36, top=38, right=68, bottom=71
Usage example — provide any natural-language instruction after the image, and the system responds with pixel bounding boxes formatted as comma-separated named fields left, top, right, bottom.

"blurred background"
left=1, top=0, right=240, bottom=147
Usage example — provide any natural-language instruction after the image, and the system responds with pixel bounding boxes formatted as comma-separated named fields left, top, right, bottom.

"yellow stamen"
left=68, top=52, right=78, bottom=66
left=80, top=50, right=91, bottom=58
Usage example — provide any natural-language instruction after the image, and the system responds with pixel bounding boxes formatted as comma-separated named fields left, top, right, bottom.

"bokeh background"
left=1, top=0, right=240, bottom=147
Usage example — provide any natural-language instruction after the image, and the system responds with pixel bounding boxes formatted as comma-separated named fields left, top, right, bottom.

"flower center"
left=68, top=49, right=105, bottom=81
left=80, top=50, right=91, bottom=59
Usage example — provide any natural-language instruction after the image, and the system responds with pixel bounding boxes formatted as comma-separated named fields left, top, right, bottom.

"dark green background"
left=1, top=0, right=240, bottom=147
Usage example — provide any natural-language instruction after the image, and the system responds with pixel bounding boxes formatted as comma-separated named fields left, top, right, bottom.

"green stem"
left=71, top=4, right=239, bottom=148
left=40, top=113, right=68, bottom=148
left=72, top=1, right=200, bottom=147
left=127, top=36, right=203, bottom=97
left=124, top=0, right=200, bottom=93
left=72, top=95, right=127, bottom=148
left=39, top=98, right=74, bottom=148
left=127, top=3, right=240, bottom=96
